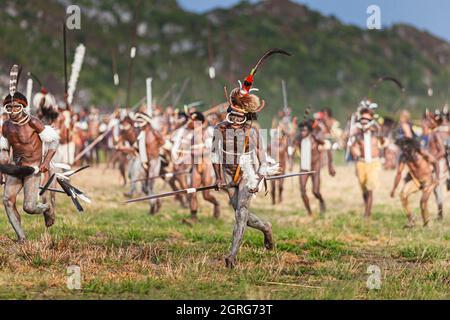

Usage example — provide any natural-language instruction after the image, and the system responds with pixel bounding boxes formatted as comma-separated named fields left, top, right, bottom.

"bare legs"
left=3, top=176, right=25, bottom=241
left=433, top=180, right=444, bottom=220
left=3, top=173, right=51, bottom=242
left=188, top=164, right=220, bottom=222
left=40, top=171, right=56, bottom=227
left=300, top=172, right=325, bottom=216
left=270, top=179, right=284, bottom=205
left=362, top=190, right=373, bottom=220
left=400, top=180, right=433, bottom=228
left=125, top=157, right=146, bottom=198
left=148, top=158, right=161, bottom=215
left=225, top=181, right=273, bottom=269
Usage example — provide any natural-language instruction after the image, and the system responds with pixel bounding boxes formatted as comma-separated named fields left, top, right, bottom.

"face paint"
left=226, top=112, right=247, bottom=125
left=300, top=127, right=310, bottom=138
left=4, top=102, right=24, bottom=115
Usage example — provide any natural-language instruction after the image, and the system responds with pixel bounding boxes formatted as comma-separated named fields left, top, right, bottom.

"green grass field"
left=0, top=164, right=449, bottom=299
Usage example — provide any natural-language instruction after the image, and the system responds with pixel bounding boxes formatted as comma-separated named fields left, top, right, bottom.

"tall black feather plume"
left=250, top=48, right=291, bottom=76
left=241, top=48, right=291, bottom=94
left=57, top=178, right=84, bottom=212
left=0, top=164, right=35, bottom=179
left=370, top=76, right=405, bottom=92
left=39, top=173, right=56, bottom=196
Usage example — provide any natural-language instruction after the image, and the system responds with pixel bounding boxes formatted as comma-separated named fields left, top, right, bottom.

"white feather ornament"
left=239, top=154, right=258, bottom=190
left=33, top=92, right=57, bottom=110
left=39, top=125, right=60, bottom=143
left=24, top=78, right=33, bottom=114
left=9, top=64, right=19, bottom=98
left=26, top=78, right=33, bottom=106
left=67, top=44, right=86, bottom=105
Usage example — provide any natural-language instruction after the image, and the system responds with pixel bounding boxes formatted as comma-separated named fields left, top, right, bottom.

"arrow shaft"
left=281, top=80, right=288, bottom=111
left=126, top=184, right=226, bottom=203
left=126, top=172, right=315, bottom=203
left=265, top=171, right=316, bottom=181
left=39, top=187, right=65, bottom=194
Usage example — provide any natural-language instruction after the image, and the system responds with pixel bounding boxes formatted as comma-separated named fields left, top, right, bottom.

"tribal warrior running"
left=0, top=65, right=59, bottom=242
left=211, top=49, right=290, bottom=268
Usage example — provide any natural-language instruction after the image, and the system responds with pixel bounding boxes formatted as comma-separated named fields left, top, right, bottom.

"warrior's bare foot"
left=225, top=256, right=236, bottom=269
left=437, top=213, right=443, bottom=221
left=149, top=201, right=161, bottom=215
left=213, top=205, right=221, bottom=219
left=403, top=220, right=415, bottom=229
left=319, top=202, right=326, bottom=215
left=123, top=192, right=133, bottom=198
left=156, top=200, right=162, bottom=213
left=179, top=198, right=188, bottom=208
left=423, top=220, right=430, bottom=227
left=263, top=222, right=274, bottom=250
left=149, top=205, right=157, bottom=215
left=17, top=237, right=26, bottom=244
left=43, top=204, right=55, bottom=228
left=182, top=216, right=198, bottom=226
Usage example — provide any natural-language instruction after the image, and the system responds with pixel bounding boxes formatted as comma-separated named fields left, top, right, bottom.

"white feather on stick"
left=67, top=44, right=86, bottom=105
left=25, top=78, right=33, bottom=114
left=26, top=78, right=33, bottom=103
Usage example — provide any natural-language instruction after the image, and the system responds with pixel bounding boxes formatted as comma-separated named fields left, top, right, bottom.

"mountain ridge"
left=0, top=0, right=448, bottom=124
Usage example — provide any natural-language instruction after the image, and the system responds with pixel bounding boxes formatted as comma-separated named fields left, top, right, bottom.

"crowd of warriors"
left=1, top=43, right=448, bottom=272
left=28, top=87, right=450, bottom=229
left=1, top=81, right=449, bottom=267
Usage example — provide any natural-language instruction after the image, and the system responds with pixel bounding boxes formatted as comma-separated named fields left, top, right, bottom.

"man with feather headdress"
left=350, top=106, right=384, bottom=221
left=0, top=65, right=60, bottom=242
left=211, top=49, right=290, bottom=268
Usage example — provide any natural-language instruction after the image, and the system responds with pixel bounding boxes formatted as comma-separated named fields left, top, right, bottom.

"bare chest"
left=6, top=123, right=37, bottom=145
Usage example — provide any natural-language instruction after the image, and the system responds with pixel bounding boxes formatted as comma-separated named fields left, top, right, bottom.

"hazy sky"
left=178, top=0, right=450, bottom=42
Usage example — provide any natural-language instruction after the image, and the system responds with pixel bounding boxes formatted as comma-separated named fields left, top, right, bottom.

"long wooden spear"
left=172, top=77, right=190, bottom=107
left=125, top=171, right=315, bottom=203
left=63, top=22, right=68, bottom=103
left=62, top=22, right=71, bottom=163
left=125, top=0, right=141, bottom=108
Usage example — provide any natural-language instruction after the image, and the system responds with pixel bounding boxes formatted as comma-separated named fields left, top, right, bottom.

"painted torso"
left=3, top=117, right=43, bottom=166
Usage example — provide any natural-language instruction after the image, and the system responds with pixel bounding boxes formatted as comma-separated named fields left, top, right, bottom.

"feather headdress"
left=9, top=64, right=19, bottom=98
left=229, top=48, right=291, bottom=115
left=298, top=107, right=318, bottom=130
left=3, top=65, right=28, bottom=107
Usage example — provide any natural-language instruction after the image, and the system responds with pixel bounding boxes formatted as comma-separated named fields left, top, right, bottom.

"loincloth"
left=356, top=159, right=381, bottom=191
